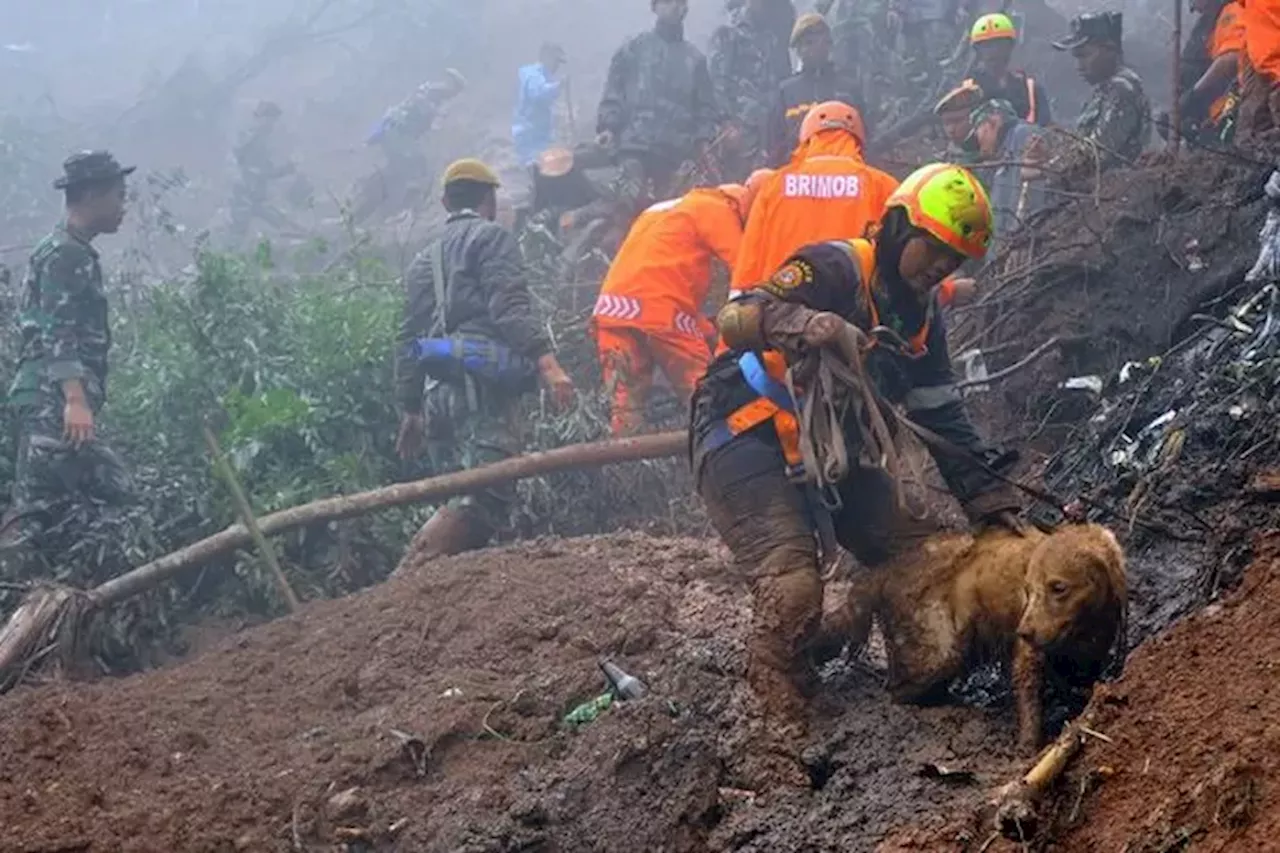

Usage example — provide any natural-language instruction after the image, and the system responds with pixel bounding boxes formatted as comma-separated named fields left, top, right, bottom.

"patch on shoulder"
left=763, top=259, right=814, bottom=296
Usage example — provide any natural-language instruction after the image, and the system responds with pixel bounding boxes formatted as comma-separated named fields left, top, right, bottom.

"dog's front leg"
left=1012, top=637, right=1044, bottom=752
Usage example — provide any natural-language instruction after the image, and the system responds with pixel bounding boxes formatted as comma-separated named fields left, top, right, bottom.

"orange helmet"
left=799, top=100, right=866, bottom=147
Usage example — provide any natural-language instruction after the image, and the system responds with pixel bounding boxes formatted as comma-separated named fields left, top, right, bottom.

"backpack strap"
left=428, top=237, right=448, bottom=337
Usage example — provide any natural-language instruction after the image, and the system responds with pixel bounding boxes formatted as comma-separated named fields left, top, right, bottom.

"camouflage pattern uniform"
left=893, top=0, right=964, bottom=87
left=1074, top=66, right=1151, bottom=168
left=708, top=2, right=796, bottom=176
left=394, top=211, right=551, bottom=538
left=970, top=102, right=1051, bottom=260
left=2, top=224, right=133, bottom=580
left=821, top=0, right=885, bottom=84
left=229, top=106, right=298, bottom=240
left=597, top=22, right=720, bottom=216
left=370, top=79, right=459, bottom=187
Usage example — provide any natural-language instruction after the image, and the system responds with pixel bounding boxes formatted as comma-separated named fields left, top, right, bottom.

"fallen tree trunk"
left=0, top=430, right=685, bottom=692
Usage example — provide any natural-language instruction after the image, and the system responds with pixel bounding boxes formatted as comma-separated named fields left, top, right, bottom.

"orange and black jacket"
left=690, top=239, right=1009, bottom=506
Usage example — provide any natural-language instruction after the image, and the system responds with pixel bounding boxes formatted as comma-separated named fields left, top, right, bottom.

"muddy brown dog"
left=820, top=523, right=1127, bottom=751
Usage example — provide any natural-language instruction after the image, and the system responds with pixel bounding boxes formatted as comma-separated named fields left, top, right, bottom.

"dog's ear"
left=1086, top=525, right=1127, bottom=604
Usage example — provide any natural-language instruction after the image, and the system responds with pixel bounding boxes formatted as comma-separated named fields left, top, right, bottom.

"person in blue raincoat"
left=513, top=43, right=568, bottom=166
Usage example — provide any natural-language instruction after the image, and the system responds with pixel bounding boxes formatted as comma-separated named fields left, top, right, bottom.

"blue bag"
left=411, top=335, right=538, bottom=395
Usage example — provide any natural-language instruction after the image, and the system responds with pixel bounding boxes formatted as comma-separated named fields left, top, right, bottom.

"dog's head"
left=1017, top=523, right=1127, bottom=652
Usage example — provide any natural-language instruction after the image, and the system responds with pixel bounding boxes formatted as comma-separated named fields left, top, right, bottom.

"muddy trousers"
left=595, top=325, right=711, bottom=435
left=697, top=431, right=943, bottom=723
left=611, top=153, right=682, bottom=221
left=1237, top=54, right=1280, bottom=142
left=396, top=379, right=523, bottom=575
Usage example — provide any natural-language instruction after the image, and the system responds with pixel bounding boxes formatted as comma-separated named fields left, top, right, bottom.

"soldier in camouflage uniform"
left=766, top=13, right=870, bottom=166
left=596, top=0, right=720, bottom=218
left=709, top=0, right=797, bottom=177
left=393, top=159, right=574, bottom=563
left=357, top=70, right=466, bottom=221
left=1054, top=12, right=1151, bottom=170
left=932, top=82, right=984, bottom=166
left=890, top=0, right=968, bottom=88
left=229, top=101, right=300, bottom=242
left=817, top=0, right=886, bottom=94
left=0, top=151, right=136, bottom=582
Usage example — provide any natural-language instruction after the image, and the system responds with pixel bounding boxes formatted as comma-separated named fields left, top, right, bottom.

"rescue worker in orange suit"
left=690, top=164, right=1023, bottom=780
left=965, top=13, right=1052, bottom=127
left=731, top=101, right=898, bottom=295
left=1180, top=0, right=1245, bottom=140
left=1238, top=0, right=1280, bottom=139
left=593, top=175, right=767, bottom=434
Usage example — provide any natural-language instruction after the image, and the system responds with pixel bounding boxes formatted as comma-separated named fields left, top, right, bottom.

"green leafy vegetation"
left=0, top=234, right=702, bottom=667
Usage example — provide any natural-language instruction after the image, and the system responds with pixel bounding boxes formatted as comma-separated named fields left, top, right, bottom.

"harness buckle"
left=869, top=324, right=929, bottom=360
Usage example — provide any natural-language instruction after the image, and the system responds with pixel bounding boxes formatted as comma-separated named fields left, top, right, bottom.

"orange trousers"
left=595, top=325, right=711, bottom=435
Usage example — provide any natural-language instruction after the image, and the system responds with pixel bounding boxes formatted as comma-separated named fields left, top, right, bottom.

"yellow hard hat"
left=885, top=163, right=993, bottom=261
left=970, top=12, right=1017, bottom=44
left=442, top=158, right=500, bottom=188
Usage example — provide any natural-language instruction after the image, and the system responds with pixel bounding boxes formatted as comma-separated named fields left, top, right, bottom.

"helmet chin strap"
left=872, top=208, right=913, bottom=301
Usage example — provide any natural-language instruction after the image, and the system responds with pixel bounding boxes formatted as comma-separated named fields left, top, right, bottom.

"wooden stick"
left=955, top=337, right=1062, bottom=390
left=992, top=714, right=1093, bottom=839
left=93, top=430, right=683, bottom=608
left=1171, top=0, right=1183, bottom=156
left=203, top=426, right=300, bottom=612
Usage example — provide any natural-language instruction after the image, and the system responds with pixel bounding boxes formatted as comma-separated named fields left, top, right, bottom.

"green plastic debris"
left=562, top=692, right=615, bottom=729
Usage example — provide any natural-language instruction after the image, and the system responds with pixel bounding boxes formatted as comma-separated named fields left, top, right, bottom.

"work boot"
left=393, top=506, right=492, bottom=577
left=811, top=574, right=878, bottom=666
left=747, top=564, right=823, bottom=727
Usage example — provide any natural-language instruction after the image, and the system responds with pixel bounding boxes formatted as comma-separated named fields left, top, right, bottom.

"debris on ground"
left=3, top=150, right=1280, bottom=852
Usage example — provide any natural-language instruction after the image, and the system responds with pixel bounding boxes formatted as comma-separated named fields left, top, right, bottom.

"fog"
left=0, top=1, right=730, bottom=258
left=0, top=0, right=1171, bottom=269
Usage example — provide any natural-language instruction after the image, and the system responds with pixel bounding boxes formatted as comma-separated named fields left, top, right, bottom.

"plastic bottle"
left=599, top=661, right=648, bottom=699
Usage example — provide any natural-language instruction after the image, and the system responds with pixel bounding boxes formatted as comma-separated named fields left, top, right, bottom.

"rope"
left=786, top=322, right=905, bottom=509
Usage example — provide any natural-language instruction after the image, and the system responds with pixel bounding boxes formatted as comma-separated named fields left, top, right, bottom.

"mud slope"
left=954, top=152, right=1273, bottom=442
left=0, top=532, right=1034, bottom=853
left=1036, top=529, right=1280, bottom=852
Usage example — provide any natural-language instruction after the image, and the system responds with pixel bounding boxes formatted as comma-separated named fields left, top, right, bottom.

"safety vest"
left=706, top=239, right=932, bottom=472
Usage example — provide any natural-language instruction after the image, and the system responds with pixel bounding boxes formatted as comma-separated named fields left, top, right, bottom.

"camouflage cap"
left=791, top=12, right=830, bottom=46
left=969, top=98, right=1019, bottom=125
left=442, top=158, right=501, bottom=187
left=1053, top=11, right=1122, bottom=50
left=53, top=150, right=136, bottom=190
